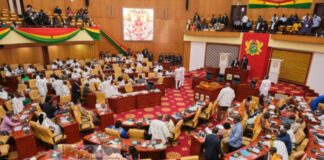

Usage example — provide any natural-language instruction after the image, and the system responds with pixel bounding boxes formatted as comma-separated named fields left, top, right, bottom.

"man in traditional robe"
left=52, top=76, right=64, bottom=96
left=148, top=114, right=171, bottom=144
left=36, top=74, right=48, bottom=97
left=259, top=76, right=271, bottom=97
left=174, top=66, right=182, bottom=89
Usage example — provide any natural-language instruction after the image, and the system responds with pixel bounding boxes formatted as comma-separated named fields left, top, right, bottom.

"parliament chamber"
left=0, top=0, right=323, bottom=160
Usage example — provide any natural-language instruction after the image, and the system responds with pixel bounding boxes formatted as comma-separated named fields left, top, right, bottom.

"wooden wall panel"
left=0, top=0, right=9, bottom=10
left=0, top=47, right=43, bottom=65
left=48, top=44, right=96, bottom=63
left=271, top=49, right=312, bottom=84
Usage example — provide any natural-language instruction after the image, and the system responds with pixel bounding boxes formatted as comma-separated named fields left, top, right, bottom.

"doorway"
left=230, top=5, right=247, bottom=30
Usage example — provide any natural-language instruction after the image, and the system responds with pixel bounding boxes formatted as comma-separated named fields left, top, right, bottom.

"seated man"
left=164, top=115, right=174, bottom=133
left=277, top=129, right=292, bottom=155
left=148, top=114, right=171, bottom=144
left=226, top=116, right=243, bottom=153
left=109, top=120, right=127, bottom=138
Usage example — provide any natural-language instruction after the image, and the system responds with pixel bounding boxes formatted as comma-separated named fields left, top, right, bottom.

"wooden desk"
left=136, top=92, right=162, bottom=109
left=86, top=93, right=97, bottom=109
left=83, top=132, right=166, bottom=159
left=108, top=96, right=137, bottom=114
left=205, top=67, right=220, bottom=78
left=223, top=141, right=269, bottom=160
left=191, top=76, right=218, bottom=89
left=13, top=129, right=38, bottom=159
left=119, top=83, right=166, bottom=96
left=96, top=107, right=114, bottom=131
left=193, top=86, right=222, bottom=102
left=236, top=84, right=259, bottom=101
left=162, top=61, right=170, bottom=70
left=56, top=115, right=81, bottom=144
left=225, top=68, right=249, bottom=84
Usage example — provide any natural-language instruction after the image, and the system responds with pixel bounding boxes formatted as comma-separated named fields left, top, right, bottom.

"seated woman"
left=109, top=120, right=127, bottom=138
left=37, top=112, right=62, bottom=135
left=0, top=111, right=21, bottom=133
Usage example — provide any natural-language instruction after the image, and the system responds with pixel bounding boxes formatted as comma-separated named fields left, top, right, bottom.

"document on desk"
left=14, top=126, right=22, bottom=131
left=240, top=150, right=251, bottom=157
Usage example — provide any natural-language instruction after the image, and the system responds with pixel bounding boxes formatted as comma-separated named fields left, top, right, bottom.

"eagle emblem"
left=245, top=39, right=263, bottom=56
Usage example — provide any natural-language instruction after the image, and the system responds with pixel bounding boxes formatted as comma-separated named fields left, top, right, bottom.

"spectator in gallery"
left=211, top=14, right=217, bottom=26
left=223, top=13, right=229, bottom=27
left=241, top=15, right=249, bottom=32
left=54, top=6, right=62, bottom=15
left=66, top=7, right=74, bottom=15
left=300, top=16, right=313, bottom=35
left=193, top=12, right=200, bottom=23
left=311, top=14, right=321, bottom=34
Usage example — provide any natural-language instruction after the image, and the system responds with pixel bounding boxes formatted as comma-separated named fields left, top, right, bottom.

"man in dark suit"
left=142, top=48, right=148, bottom=58
left=158, top=54, right=164, bottom=63
left=193, top=12, right=200, bottom=23
left=176, top=54, right=182, bottom=65
left=148, top=52, right=154, bottom=62
left=231, top=58, right=240, bottom=68
left=41, top=96, right=59, bottom=119
left=204, top=127, right=223, bottom=160
left=222, top=13, right=229, bottom=28
left=241, top=55, right=248, bottom=70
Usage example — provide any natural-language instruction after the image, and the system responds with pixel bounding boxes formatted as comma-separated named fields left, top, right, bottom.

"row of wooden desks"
left=108, top=91, right=162, bottom=114
left=86, top=83, right=166, bottom=109
left=83, top=132, right=167, bottom=159
left=192, top=76, right=259, bottom=102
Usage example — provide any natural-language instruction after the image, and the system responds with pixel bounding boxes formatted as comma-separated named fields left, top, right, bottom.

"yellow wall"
left=272, top=49, right=312, bottom=84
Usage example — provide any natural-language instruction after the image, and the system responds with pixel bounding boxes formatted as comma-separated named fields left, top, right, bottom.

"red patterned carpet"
left=114, top=70, right=314, bottom=159
left=114, top=78, right=195, bottom=159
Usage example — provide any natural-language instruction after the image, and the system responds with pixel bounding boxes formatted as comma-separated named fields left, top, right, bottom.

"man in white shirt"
left=216, top=83, right=235, bottom=121
left=259, top=76, right=271, bottom=97
left=61, top=81, right=71, bottom=96
left=174, top=66, right=182, bottom=89
left=124, top=66, right=133, bottom=74
left=311, top=14, right=321, bottom=34
left=52, top=77, right=64, bottom=96
left=26, top=65, right=36, bottom=73
left=149, top=114, right=171, bottom=144
left=12, top=93, right=25, bottom=115
left=0, top=87, right=8, bottom=100
left=51, top=63, right=58, bottom=70
left=180, top=65, right=185, bottom=87
left=71, top=70, right=81, bottom=80
left=36, top=74, right=48, bottom=97
left=241, top=15, right=249, bottom=32
left=137, top=53, right=144, bottom=62
left=99, top=77, right=112, bottom=98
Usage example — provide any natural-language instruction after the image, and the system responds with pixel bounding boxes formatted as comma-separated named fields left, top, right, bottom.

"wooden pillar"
left=183, top=41, right=191, bottom=71
left=41, top=46, right=50, bottom=65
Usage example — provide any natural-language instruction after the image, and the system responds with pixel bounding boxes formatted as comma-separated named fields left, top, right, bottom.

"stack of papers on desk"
left=60, top=117, right=70, bottom=124
left=14, top=126, right=22, bottom=131
left=123, top=121, right=134, bottom=125
left=240, top=150, right=251, bottom=157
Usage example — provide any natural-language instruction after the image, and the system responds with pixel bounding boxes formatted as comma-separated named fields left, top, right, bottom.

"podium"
left=219, top=53, right=230, bottom=74
left=225, top=68, right=249, bottom=84
left=269, top=59, right=283, bottom=84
